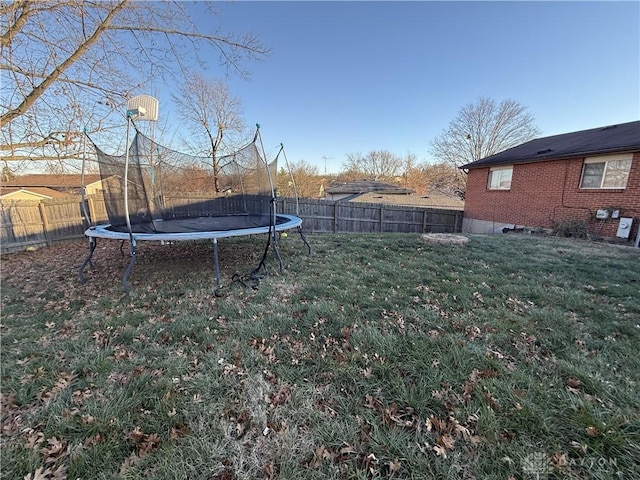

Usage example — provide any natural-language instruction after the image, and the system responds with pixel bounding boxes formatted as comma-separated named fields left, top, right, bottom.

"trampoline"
left=78, top=104, right=307, bottom=293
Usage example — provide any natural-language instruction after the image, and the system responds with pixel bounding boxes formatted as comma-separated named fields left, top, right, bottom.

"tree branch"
left=1, top=0, right=128, bottom=126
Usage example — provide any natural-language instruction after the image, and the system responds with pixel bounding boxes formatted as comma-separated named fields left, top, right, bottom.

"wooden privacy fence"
left=1, top=195, right=462, bottom=253
left=277, top=198, right=462, bottom=234
left=1, top=198, right=88, bottom=253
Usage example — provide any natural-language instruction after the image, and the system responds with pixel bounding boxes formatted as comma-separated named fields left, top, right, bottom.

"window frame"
left=487, top=166, right=513, bottom=190
left=579, top=153, right=632, bottom=190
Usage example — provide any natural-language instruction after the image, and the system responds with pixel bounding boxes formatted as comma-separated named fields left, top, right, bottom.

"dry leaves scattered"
left=118, top=426, right=161, bottom=475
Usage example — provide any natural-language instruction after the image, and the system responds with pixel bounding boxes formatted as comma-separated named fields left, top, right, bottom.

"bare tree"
left=277, top=160, right=321, bottom=198
left=422, top=163, right=465, bottom=197
left=0, top=1, right=267, bottom=172
left=429, top=97, right=540, bottom=196
left=430, top=97, right=540, bottom=167
left=342, top=150, right=404, bottom=181
left=172, top=74, right=245, bottom=192
left=393, top=160, right=465, bottom=197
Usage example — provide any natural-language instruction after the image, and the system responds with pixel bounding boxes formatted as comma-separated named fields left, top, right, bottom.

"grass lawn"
left=1, top=233, right=639, bottom=479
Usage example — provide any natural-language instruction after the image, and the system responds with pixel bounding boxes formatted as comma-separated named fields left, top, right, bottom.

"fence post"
left=88, top=196, right=96, bottom=225
left=38, top=201, right=51, bottom=245
left=380, top=205, right=384, bottom=232
left=333, top=203, right=338, bottom=233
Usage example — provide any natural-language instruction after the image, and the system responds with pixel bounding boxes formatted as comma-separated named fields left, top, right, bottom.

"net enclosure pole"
left=121, top=95, right=159, bottom=293
left=80, top=130, right=92, bottom=228
left=78, top=128, right=96, bottom=284
left=123, top=113, right=134, bottom=241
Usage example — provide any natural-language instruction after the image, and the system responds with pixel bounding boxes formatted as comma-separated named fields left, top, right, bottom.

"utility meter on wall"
left=616, top=218, right=633, bottom=238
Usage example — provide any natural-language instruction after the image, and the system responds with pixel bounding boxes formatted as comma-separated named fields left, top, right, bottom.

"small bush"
left=552, top=217, right=589, bottom=238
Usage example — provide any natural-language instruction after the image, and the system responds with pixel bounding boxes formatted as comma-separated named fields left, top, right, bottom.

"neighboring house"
left=325, top=180, right=414, bottom=202
left=1, top=174, right=106, bottom=195
left=0, top=186, right=73, bottom=200
left=325, top=180, right=464, bottom=210
left=351, top=190, right=464, bottom=210
left=460, top=121, right=640, bottom=244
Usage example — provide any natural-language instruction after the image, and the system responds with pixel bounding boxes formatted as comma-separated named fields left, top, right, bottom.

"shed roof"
left=352, top=191, right=464, bottom=210
left=460, top=120, right=640, bottom=169
left=2, top=174, right=103, bottom=188
left=326, top=180, right=414, bottom=195
left=0, top=186, right=73, bottom=199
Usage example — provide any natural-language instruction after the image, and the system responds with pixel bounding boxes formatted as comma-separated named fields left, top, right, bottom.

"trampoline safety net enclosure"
left=79, top=124, right=305, bottom=293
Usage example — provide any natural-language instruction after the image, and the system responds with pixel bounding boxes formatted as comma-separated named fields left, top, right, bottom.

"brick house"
left=460, top=121, right=640, bottom=245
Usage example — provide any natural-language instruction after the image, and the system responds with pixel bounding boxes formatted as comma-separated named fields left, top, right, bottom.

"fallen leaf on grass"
left=40, top=437, right=70, bottom=464
left=48, top=464, right=67, bottom=480
left=552, top=452, right=568, bottom=469
left=585, top=426, right=600, bottom=437
left=84, top=433, right=106, bottom=448
left=24, top=467, right=49, bottom=480
left=126, top=427, right=160, bottom=453
left=484, top=391, right=500, bottom=411
left=566, top=386, right=581, bottom=395
left=119, top=428, right=161, bottom=475
left=139, top=433, right=160, bottom=455
left=566, top=378, right=581, bottom=388
left=388, top=458, right=401, bottom=476
left=433, top=444, right=448, bottom=458
left=24, top=431, right=45, bottom=449
left=71, top=388, right=94, bottom=405
left=126, top=426, right=146, bottom=443
left=269, top=385, right=292, bottom=409
left=436, top=434, right=456, bottom=451
left=170, top=424, right=189, bottom=440
left=38, top=373, right=77, bottom=406
left=306, top=445, right=331, bottom=468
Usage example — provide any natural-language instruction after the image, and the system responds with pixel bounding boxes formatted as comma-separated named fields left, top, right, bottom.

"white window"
left=488, top=166, right=513, bottom=190
left=580, top=154, right=632, bottom=189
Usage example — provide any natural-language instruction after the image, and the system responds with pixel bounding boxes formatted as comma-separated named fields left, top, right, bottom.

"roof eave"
left=462, top=145, right=640, bottom=170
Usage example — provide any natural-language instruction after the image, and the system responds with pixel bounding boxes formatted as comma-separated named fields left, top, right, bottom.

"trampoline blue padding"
left=85, top=214, right=302, bottom=242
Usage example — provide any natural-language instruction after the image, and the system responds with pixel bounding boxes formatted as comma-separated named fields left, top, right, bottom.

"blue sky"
left=164, top=1, right=639, bottom=173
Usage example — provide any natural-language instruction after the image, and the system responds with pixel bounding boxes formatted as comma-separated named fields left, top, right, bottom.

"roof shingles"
left=1, top=174, right=102, bottom=188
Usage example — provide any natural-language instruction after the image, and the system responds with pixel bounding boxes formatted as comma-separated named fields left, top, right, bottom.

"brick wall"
left=464, top=152, right=640, bottom=240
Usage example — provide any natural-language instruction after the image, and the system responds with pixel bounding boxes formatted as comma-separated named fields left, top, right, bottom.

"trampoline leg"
left=212, top=238, right=221, bottom=287
left=297, top=226, right=311, bottom=255
left=78, top=237, right=97, bottom=284
left=271, top=234, right=284, bottom=272
left=122, top=239, right=137, bottom=294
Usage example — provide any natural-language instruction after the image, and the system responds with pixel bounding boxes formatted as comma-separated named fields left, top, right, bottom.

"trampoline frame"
left=78, top=214, right=306, bottom=293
